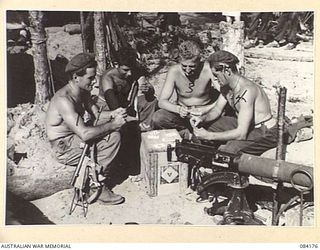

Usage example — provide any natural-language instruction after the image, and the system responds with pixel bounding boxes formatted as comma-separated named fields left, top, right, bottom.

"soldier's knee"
left=219, top=142, right=242, bottom=154
left=151, top=110, right=164, bottom=127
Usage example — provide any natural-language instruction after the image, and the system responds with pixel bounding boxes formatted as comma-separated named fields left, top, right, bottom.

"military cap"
left=207, top=50, right=239, bottom=66
left=65, top=53, right=96, bottom=74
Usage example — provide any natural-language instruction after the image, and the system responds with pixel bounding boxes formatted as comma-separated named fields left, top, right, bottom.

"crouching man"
left=193, top=50, right=278, bottom=155
left=45, top=53, right=127, bottom=205
left=152, top=40, right=219, bottom=138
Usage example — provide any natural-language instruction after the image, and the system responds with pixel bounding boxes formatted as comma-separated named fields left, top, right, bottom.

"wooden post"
left=80, top=12, right=88, bottom=53
left=94, top=12, right=107, bottom=77
left=276, top=87, right=287, bottom=161
left=107, top=14, right=120, bottom=51
left=219, top=13, right=244, bottom=68
left=272, top=87, right=287, bottom=226
left=29, top=11, right=52, bottom=104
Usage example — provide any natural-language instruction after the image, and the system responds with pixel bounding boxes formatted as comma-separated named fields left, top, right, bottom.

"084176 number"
left=300, top=244, right=319, bottom=248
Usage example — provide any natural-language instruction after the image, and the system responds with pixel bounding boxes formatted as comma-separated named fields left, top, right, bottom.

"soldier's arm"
left=204, top=88, right=255, bottom=141
left=207, top=61, right=221, bottom=92
left=202, top=94, right=227, bottom=122
left=81, top=92, right=113, bottom=124
left=83, top=92, right=99, bottom=118
left=158, top=67, right=180, bottom=114
left=101, top=73, right=120, bottom=110
left=57, top=97, right=121, bottom=142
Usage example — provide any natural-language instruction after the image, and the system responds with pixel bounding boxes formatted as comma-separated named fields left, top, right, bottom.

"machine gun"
left=167, top=139, right=313, bottom=225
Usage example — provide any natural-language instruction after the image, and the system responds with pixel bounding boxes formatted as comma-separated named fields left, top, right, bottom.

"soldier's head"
left=178, top=40, right=201, bottom=77
left=207, top=50, right=239, bottom=86
left=65, top=53, right=97, bottom=91
left=116, top=47, right=138, bottom=79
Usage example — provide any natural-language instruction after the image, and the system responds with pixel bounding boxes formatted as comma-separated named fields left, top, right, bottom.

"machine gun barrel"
left=238, top=154, right=313, bottom=188
left=174, top=140, right=313, bottom=188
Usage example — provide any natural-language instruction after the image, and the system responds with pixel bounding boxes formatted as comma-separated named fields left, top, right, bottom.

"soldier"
left=152, top=40, right=220, bottom=138
left=193, top=50, right=278, bottom=155
left=97, top=47, right=157, bottom=131
left=46, top=53, right=127, bottom=204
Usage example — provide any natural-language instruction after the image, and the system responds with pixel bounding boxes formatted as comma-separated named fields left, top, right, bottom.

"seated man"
left=193, top=50, right=278, bottom=156
left=46, top=53, right=127, bottom=205
left=96, top=47, right=157, bottom=175
left=96, top=47, right=157, bottom=131
left=152, top=40, right=220, bottom=137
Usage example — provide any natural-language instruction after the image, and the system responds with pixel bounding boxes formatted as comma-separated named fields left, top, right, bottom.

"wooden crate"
left=140, top=129, right=188, bottom=197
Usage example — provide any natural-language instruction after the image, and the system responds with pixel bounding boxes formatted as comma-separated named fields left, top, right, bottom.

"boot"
left=284, top=42, right=296, bottom=50
left=266, top=40, right=280, bottom=48
left=257, top=40, right=264, bottom=48
left=98, top=187, right=125, bottom=205
left=244, top=39, right=256, bottom=49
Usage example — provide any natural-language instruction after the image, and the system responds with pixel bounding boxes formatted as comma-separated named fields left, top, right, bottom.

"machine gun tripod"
left=167, top=139, right=313, bottom=225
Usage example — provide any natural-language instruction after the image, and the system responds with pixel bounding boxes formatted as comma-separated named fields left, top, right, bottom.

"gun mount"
left=168, top=139, right=313, bottom=225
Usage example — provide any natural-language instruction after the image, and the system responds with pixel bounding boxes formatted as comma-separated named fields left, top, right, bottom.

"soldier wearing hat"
left=151, top=40, right=220, bottom=138
left=193, top=50, right=278, bottom=156
left=46, top=53, right=127, bottom=205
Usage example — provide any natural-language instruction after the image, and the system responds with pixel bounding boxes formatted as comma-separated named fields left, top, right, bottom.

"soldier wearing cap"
left=46, top=53, right=127, bottom=205
left=193, top=50, right=278, bottom=155
left=151, top=40, right=220, bottom=138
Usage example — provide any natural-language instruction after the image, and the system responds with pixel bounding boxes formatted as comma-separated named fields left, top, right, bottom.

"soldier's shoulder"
left=168, top=63, right=181, bottom=74
left=103, top=67, right=118, bottom=76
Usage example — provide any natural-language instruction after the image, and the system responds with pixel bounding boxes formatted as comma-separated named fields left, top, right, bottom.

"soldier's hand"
left=193, top=127, right=209, bottom=140
left=178, top=106, right=189, bottom=118
left=190, top=115, right=202, bottom=128
left=138, top=76, right=149, bottom=93
left=112, top=114, right=126, bottom=130
left=189, top=107, right=203, bottom=117
left=112, top=107, right=127, bottom=118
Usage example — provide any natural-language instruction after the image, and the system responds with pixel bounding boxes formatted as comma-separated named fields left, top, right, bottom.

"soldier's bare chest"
left=224, top=88, right=248, bottom=113
left=176, top=74, right=211, bottom=97
left=113, top=77, right=130, bottom=94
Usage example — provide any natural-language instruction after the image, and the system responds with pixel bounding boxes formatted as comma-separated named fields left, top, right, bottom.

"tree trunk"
left=219, top=20, right=245, bottom=68
left=107, top=14, right=120, bottom=52
left=94, top=12, right=107, bottom=77
left=80, top=12, right=89, bottom=53
left=29, top=11, right=52, bottom=104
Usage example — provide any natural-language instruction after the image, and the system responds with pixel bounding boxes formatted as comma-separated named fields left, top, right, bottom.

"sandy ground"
left=6, top=17, right=314, bottom=226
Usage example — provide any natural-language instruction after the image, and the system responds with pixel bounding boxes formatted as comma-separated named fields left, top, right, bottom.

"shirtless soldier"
left=193, top=50, right=278, bottom=155
left=96, top=47, right=157, bottom=131
left=151, top=40, right=219, bottom=136
left=96, top=47, right=158, bottom=173
left=46, top=53, right=127, bottom=205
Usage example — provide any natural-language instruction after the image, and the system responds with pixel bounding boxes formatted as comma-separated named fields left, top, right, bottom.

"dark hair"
left=68, top=60, right=97, bottom=80
left=207, top=50, right=239, bottom=73
left=117, top=47, right=137, bottom=67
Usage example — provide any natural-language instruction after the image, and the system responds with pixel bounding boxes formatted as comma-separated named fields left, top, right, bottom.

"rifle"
left=168, top=139, right=313, bottom=225
left=69, top=106, right=105, bottom=217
